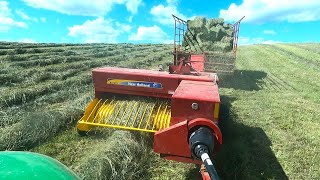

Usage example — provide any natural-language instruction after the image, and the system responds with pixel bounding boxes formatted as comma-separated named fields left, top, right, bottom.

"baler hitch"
left=189, top=127, right=220, bottom=180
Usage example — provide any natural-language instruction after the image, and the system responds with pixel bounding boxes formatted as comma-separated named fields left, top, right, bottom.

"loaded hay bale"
left=185, top=16, right=236, bottom=73
left=185, top=16, right=234, bottom=53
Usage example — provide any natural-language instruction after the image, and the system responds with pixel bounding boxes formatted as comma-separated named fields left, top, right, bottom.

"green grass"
left=0, top=42, right=319, bottom=179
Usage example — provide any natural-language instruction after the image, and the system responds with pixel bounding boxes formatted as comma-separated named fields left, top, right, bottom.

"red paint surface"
left=171, top=80, right=220, bottom=125
left=190, top=54, right=205, bottom=72
left=153, top=121, right=190, bottom=157
left=153, top=118, right=222, bottom=164
left=92, top=67, right=216, bottom=98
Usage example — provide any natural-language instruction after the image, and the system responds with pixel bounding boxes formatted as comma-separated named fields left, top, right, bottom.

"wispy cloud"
left=0, top=1, right=27, bottom=32
left=68, top=17, right=130, bottom=43
left=40, top=17, right=46, bottom=23
left=220, top=0, right=320, bottom=23
left=129, top=25, right=170, bottom=43
left=239, top=36, right=282, bottom=45
left=15, top=9, right=40, bottom=22
left=263, top=30, right=277, bottom=35
left=150, top=0, right=187, bottom=25
left=22, top=0, right=143, bottom=16
left=19, top=38, right=37, bottom=43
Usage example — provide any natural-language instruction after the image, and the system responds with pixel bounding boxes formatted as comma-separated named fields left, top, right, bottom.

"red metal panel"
left=163, top=155, right=201, bottom=165
left=153, top=120, right=191, bottom=157
left=171, top=80, right=220, bottom=125
left=153, top=118, right=222, bottom=164
left=92, top=67, right=216, bottom=98
left=190, top=54, right=205, bottom=72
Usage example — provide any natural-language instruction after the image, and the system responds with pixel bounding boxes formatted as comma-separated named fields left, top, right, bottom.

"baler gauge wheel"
left=77, top=129, right=88, bottom=136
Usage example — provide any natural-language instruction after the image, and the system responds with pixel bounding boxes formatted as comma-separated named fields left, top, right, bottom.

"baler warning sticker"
left=107, top=79, right=162, bottom=89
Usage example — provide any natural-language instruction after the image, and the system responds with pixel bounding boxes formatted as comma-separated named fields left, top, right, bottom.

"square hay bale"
left=184, top=16, right=235, bottom=53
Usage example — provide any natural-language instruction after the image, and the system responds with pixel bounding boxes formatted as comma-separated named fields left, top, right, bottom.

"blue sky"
left=0, top=0, right=319, bottom=44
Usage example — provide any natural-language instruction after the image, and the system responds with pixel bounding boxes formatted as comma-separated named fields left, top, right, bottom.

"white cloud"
left=68, top=17, right=130, bottom=43
left=19, top=38, right=37, bottom=43
left=40, top=17, right=46, bottom=23
left=220, top=0, right=320, bottom=23
left=125, top=0, right=142, bottom=14
left=129, top=25, right=170, bottom=43
left=115, top=22, right=131, bottom=32
left=0, top=1, right=27, bottom=32
left=22, top=0, right=142, bottom=16
left=15, top=9, right=31, bottom=20
left=263, top=30, right=276, bottom=35
left=261, top=40, right=282, bottom=44
left=238, top=36, right=282, bottom=45
left=150, top=0, right=187, bottom=25
left=128, top=16, right=133, bottom=23
left=15, top=9, right=39, bottom=22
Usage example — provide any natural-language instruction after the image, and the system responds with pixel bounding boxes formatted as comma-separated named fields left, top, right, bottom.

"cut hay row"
left=0, top=53, right=126, bottom=87
left=31, top=129, right=158, bottom=180
left=10, top=55, right=90, bottom=68
left=0, top=46, right=172, bottom=99
left=118, top=51, right=171, bottom=69
left=0, top=72, right=92, bottom=108
left=244, top=45, right=320, bottom=101
left=258, top=45, right=320, bottom=85
left=228, top=47, right=320, bottom=179
left=72, top=131, right=150, bottom=180
left=0, top=64, right=90, bottom=87
left=0, top=43, right=172, bottom=151
left=0, top=85, right=92, bottom=127
left=0, top=44, right=168, bottom=64
left=0, top=90, right=92, bottom=150
left=272, top=44, right=320, bottom=64
left=289, top=43, right=320, bottom=54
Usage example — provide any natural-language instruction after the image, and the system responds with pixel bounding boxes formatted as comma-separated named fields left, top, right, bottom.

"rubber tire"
left=77, top=129, right=88, bottom=136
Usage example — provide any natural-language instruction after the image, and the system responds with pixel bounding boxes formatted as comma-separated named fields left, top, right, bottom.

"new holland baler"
left=76, top=15, right=244, bottom=180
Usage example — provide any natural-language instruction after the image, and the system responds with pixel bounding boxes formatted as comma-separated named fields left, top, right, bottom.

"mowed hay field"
left=0, top=42, right=319, bottom=179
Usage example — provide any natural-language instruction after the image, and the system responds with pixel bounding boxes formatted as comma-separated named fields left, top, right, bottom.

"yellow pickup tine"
left=86, top=99, right=102, bottom=122
left=99, top=99, right=115, bottom=124
left=152, top=103, right=162, bottom=130
left=95, top=99, right=109, bottom=123
left=78, top=97, right=171, bottom=133
left=124, top=101, right=138, bottom=126
left=144, top=104, right=156, bottom=130
left=94, top=99, right=108, bottom=123
left=104, top=100, right=119, bottom=124
left=159, top=104, right=168, bottom=129
left=131, top=102, right=143, bottom=127
left=138, top=103, right=149, bottom=128
left=111, top=101, right=126, bottom=125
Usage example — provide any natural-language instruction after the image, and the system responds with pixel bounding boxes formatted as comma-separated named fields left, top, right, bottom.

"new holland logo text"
left=107, top=79, right=162, bottom=89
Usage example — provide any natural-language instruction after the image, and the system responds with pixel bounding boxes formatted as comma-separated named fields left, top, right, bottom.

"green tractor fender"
left=0, top=151, right=80, bottom=180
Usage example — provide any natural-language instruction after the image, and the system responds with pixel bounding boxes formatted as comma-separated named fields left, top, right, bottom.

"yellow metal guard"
left=77, top=96, right=171, bottom=133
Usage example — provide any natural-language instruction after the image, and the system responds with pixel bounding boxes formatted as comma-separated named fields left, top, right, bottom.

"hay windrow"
left=72, top=131, right=149, bottom=180
left=0, top=92, right=92, bottom=150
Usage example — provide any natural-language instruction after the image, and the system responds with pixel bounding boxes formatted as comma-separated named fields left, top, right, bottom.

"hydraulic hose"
left=196, top=145, right=219, bottom=180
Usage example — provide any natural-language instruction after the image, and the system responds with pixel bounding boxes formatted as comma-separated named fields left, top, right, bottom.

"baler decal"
left=214, top=103, right=220, bottom=119
left=107, top=79, right=162, bottom=89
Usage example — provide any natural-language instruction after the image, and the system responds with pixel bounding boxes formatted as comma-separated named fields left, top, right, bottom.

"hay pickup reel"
left=77, top=15, right=244, bottom=180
